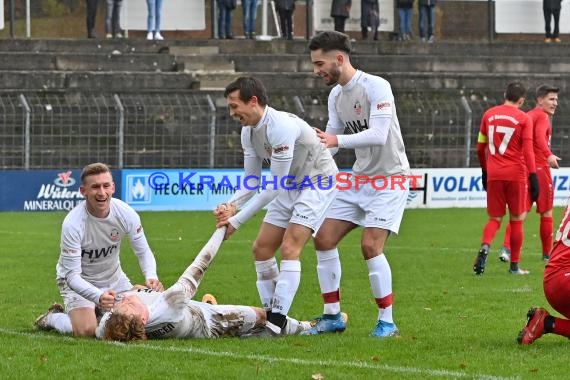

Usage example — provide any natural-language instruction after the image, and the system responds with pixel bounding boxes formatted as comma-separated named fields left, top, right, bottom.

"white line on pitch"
left=0, top=327, right=518, bottom=380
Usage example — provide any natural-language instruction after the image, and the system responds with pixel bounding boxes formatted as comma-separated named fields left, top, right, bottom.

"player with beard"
left=305, top=31, right=411, bottom=337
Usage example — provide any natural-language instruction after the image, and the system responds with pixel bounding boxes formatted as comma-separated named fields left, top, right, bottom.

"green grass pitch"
left=0, top=208, right=567, bottom=379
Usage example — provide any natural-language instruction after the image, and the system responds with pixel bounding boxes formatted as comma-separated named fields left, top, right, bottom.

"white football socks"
left=47, top=312, right=73, bottom=335
left=255, top=257, right=279, bottom=311
left=316, top=248, right=342, bottom=315
left=367, top=254, right=394, bottom=323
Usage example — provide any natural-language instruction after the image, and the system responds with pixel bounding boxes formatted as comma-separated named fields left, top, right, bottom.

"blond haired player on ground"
left=34, top=163, right=163, bottom=337
left=306, top=31, right=411, bottom=337
left=96, top=228, right=314, bottom=341
left=214, top=76, right=339, bottom=335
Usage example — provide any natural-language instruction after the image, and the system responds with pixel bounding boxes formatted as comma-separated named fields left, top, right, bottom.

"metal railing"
left=1, top=89, right=568, bottom=170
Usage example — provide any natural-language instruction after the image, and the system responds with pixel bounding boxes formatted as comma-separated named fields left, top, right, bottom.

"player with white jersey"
left=305, top=31, right=411, bottom=337
left=34, top=163, right=163, bottom=337
left=214, top=76, right=339, bottom=335
left=97, top=228, right=314, bottom=341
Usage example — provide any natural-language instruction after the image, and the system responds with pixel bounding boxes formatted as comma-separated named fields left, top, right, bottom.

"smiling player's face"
left=226, top=90, right=261, bottom=126
left=80, top=172, right=115, bottom=218
left=310, top=49, right=342, bottom=86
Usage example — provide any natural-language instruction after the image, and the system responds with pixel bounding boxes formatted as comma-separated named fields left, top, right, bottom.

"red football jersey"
left=528, top=107, right=553, bottom=168
left=546, top=202, right=570, bottom=275
left=478, top=104, right=535, bottom=181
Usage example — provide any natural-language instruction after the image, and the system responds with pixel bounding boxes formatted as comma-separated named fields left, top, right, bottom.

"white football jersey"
left=243, top=106, right=338, bottom=186
left=57, top=198, right=158, bottom=304
left=327, top=70, right=410, bottom=177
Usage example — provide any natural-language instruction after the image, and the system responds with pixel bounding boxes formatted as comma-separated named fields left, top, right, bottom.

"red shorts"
left=544, top=268, right=570, bottom=319
left=529, top=167, right=553, bottom=213
left=486, top=180, right=527, bottom=217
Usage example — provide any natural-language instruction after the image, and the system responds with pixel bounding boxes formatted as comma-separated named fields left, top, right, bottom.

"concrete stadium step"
left=0, top=38, right=173, bottom=54
left=0, top=71, right=199, bottom=91
left=175, top=54, right=235, bottom=73
left=193, top=71, right=568, bottom=91
left=3, top=39, right=570, bottom=59
left=220, top=53, right=570, bottom=74
left=0, top=52, right=178, bottom=72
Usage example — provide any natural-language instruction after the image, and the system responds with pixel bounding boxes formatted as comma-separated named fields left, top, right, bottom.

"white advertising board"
left=496, top=0, right=570, bottom=34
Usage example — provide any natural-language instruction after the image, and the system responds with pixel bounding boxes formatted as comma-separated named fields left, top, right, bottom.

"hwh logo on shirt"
left=82, top=245, right=117, bottom=262
left=344, top=119, right=368, bottom=134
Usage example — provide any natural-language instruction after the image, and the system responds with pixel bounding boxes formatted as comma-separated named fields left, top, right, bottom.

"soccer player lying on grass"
left=95, top=228, right=315, bottom=341
left=517, top=197, right=570, bottom=345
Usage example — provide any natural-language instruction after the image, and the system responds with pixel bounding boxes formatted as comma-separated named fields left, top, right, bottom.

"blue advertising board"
left=121, top=169, right=246, bottom=211
left=0, top=169, right=122, bottom=212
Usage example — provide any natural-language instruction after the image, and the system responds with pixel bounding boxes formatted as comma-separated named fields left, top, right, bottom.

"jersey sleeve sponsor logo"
left=62, top=247, right=78, bottom=254
left=376, top=101, right=391, bottom=110
left=136, top=225, right=143, bottom=234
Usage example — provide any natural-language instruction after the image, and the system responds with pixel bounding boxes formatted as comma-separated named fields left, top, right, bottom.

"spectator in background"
left=361, top=0, right=380, bottom=40
left=418, top=0, right=436, bottom=43
left=217, top=0, right=237, bottom=40
left=276, top=0, right=296, bottom=40
left=146, top=0, right=164, bottom=40
left=397, top=0, right=414, bottom=41
left=242, top=0, right=259, bottom=39
left=86, top=0, right=98, bottom=38
left=331, top=0, right=352, bottom=34
left=543, top=0, right=563, bottom=43
left=105, top=0, right=123, bottom=39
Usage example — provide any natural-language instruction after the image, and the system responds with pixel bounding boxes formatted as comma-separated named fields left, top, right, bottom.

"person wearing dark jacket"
left=331, top=0, right=352, bottom=33
left=418, top=0, right=436, bottom=42
left=361, top=0, right=379, bottom=40
left=217, top=0, right=237, bottom=39
left=276, top=0, right=296, bottom=40
left=86, top=0, right=99, bottom=38
left=543, top=0, right=563, bottom=43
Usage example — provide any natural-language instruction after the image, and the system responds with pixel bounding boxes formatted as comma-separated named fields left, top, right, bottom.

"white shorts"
left=327, top=179, right=409, bottom=234
left=57, top=274, right=133, bottom=312
left=158, top=301, right=257, bottom=339
left=203, top=303, right=258, bottom=338
left=263, top=186, right=338, bottom=235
